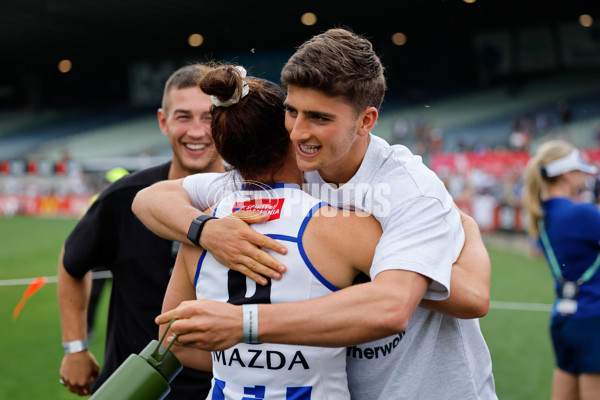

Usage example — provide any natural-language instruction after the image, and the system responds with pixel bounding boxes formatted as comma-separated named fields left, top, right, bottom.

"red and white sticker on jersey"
left=233, top=198, right=285, bottom=221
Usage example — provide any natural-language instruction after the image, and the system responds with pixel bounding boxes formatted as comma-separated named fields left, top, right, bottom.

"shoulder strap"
left=538, top=220, right=563, bottom=280
left=580, top=252, right=600, bottom=284
left=538, top=219, right=600, bottom=284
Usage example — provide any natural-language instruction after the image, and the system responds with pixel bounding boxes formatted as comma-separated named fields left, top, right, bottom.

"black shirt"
left=63, top=162, right=212, bottom=399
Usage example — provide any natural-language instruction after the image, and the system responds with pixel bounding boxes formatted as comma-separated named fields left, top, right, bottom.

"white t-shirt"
left=301, top=135, right=463, bottom=300
left=183, top=134, right=496, bottom=399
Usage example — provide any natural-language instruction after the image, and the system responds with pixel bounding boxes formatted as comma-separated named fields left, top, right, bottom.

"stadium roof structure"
left=1, top=0, right=599, bottom=110
left=2, top=0, right=597, bottom=68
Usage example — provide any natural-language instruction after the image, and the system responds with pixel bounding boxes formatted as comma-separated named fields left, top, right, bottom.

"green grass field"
left=0, top=216, right=555, bottom=399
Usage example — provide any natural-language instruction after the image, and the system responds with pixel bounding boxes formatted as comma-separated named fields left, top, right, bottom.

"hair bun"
left=200, top=66, right=247, bottom=106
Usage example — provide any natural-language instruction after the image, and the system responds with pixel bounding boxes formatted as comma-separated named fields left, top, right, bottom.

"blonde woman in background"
left=523, top=140, right=600, bottom=400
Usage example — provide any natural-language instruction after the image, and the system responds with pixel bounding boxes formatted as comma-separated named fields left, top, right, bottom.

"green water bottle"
left=89, top=326, right=182, bottom=400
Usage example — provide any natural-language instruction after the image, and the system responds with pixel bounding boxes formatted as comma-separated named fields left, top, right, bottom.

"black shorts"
left=551, top=315, right=600, bottom=374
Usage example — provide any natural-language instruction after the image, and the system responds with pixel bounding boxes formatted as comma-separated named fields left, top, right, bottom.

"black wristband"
left=187, top=215, right=217, bottom=247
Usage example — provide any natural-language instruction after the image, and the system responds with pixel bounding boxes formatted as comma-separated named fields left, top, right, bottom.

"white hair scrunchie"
left=211, top=66, right=250, bottom=107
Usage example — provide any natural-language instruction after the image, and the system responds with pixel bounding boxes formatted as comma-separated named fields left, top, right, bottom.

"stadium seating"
left=373, top=71, right=600, bottom=152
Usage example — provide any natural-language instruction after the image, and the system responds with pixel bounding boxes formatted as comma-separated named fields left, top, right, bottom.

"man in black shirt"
left=57, top=64, right=224, bottom=398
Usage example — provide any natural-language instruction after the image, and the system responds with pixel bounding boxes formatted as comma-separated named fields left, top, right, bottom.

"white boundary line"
left=0, top=275, right=554, bottom=313
left=489, top=300, right=552, bottom=312
left=0, top=271, right=113, bottom=286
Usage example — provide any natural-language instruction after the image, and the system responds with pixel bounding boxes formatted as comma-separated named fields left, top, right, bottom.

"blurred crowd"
left=2, top=97, right=600, bottom=227
left=390, top=97, right=600, bottom=234
left=0, top=160, right=101, bottom=217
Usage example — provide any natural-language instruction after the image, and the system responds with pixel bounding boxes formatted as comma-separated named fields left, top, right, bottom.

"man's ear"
left=157, top=108, right=168, bottom=136
left=358, top=107, right=378, bottom=137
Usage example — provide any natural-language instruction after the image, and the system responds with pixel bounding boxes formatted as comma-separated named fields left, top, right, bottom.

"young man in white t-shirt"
left=134, top=29, right=496, bottom=399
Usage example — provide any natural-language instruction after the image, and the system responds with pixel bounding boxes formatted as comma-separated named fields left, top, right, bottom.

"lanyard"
left=538, top=220, right=600, bottom=285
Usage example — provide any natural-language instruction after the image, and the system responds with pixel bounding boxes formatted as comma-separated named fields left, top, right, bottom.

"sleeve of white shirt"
left=182, top=172, right=229, bottom=211
left=369, top=173, right=465, bottom=301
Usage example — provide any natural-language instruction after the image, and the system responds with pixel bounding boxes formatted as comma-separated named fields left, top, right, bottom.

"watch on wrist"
left=62, top=339, right=88, bottom=354
left=187, top=215, right=218, bottom=247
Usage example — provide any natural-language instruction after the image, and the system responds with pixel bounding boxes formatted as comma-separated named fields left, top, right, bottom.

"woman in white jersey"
left=160, top=65, right=385, bottom=399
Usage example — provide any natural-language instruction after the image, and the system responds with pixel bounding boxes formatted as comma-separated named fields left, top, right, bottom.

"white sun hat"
left=543, top=149, right=598, bottom=177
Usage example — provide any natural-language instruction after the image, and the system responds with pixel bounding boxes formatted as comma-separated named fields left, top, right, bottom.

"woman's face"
left=565, top=170, right=590, bottom=197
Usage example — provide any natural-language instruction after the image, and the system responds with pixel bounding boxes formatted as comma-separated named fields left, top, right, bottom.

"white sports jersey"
left=195, top=183, right=351, bottom=400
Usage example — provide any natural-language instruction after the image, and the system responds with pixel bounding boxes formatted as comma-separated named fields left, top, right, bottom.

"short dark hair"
left=199, top=65, right=289, bottom=181
left=281, top=28, right=386, bottom=115
left=161, top=64, right=213, bottom=111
